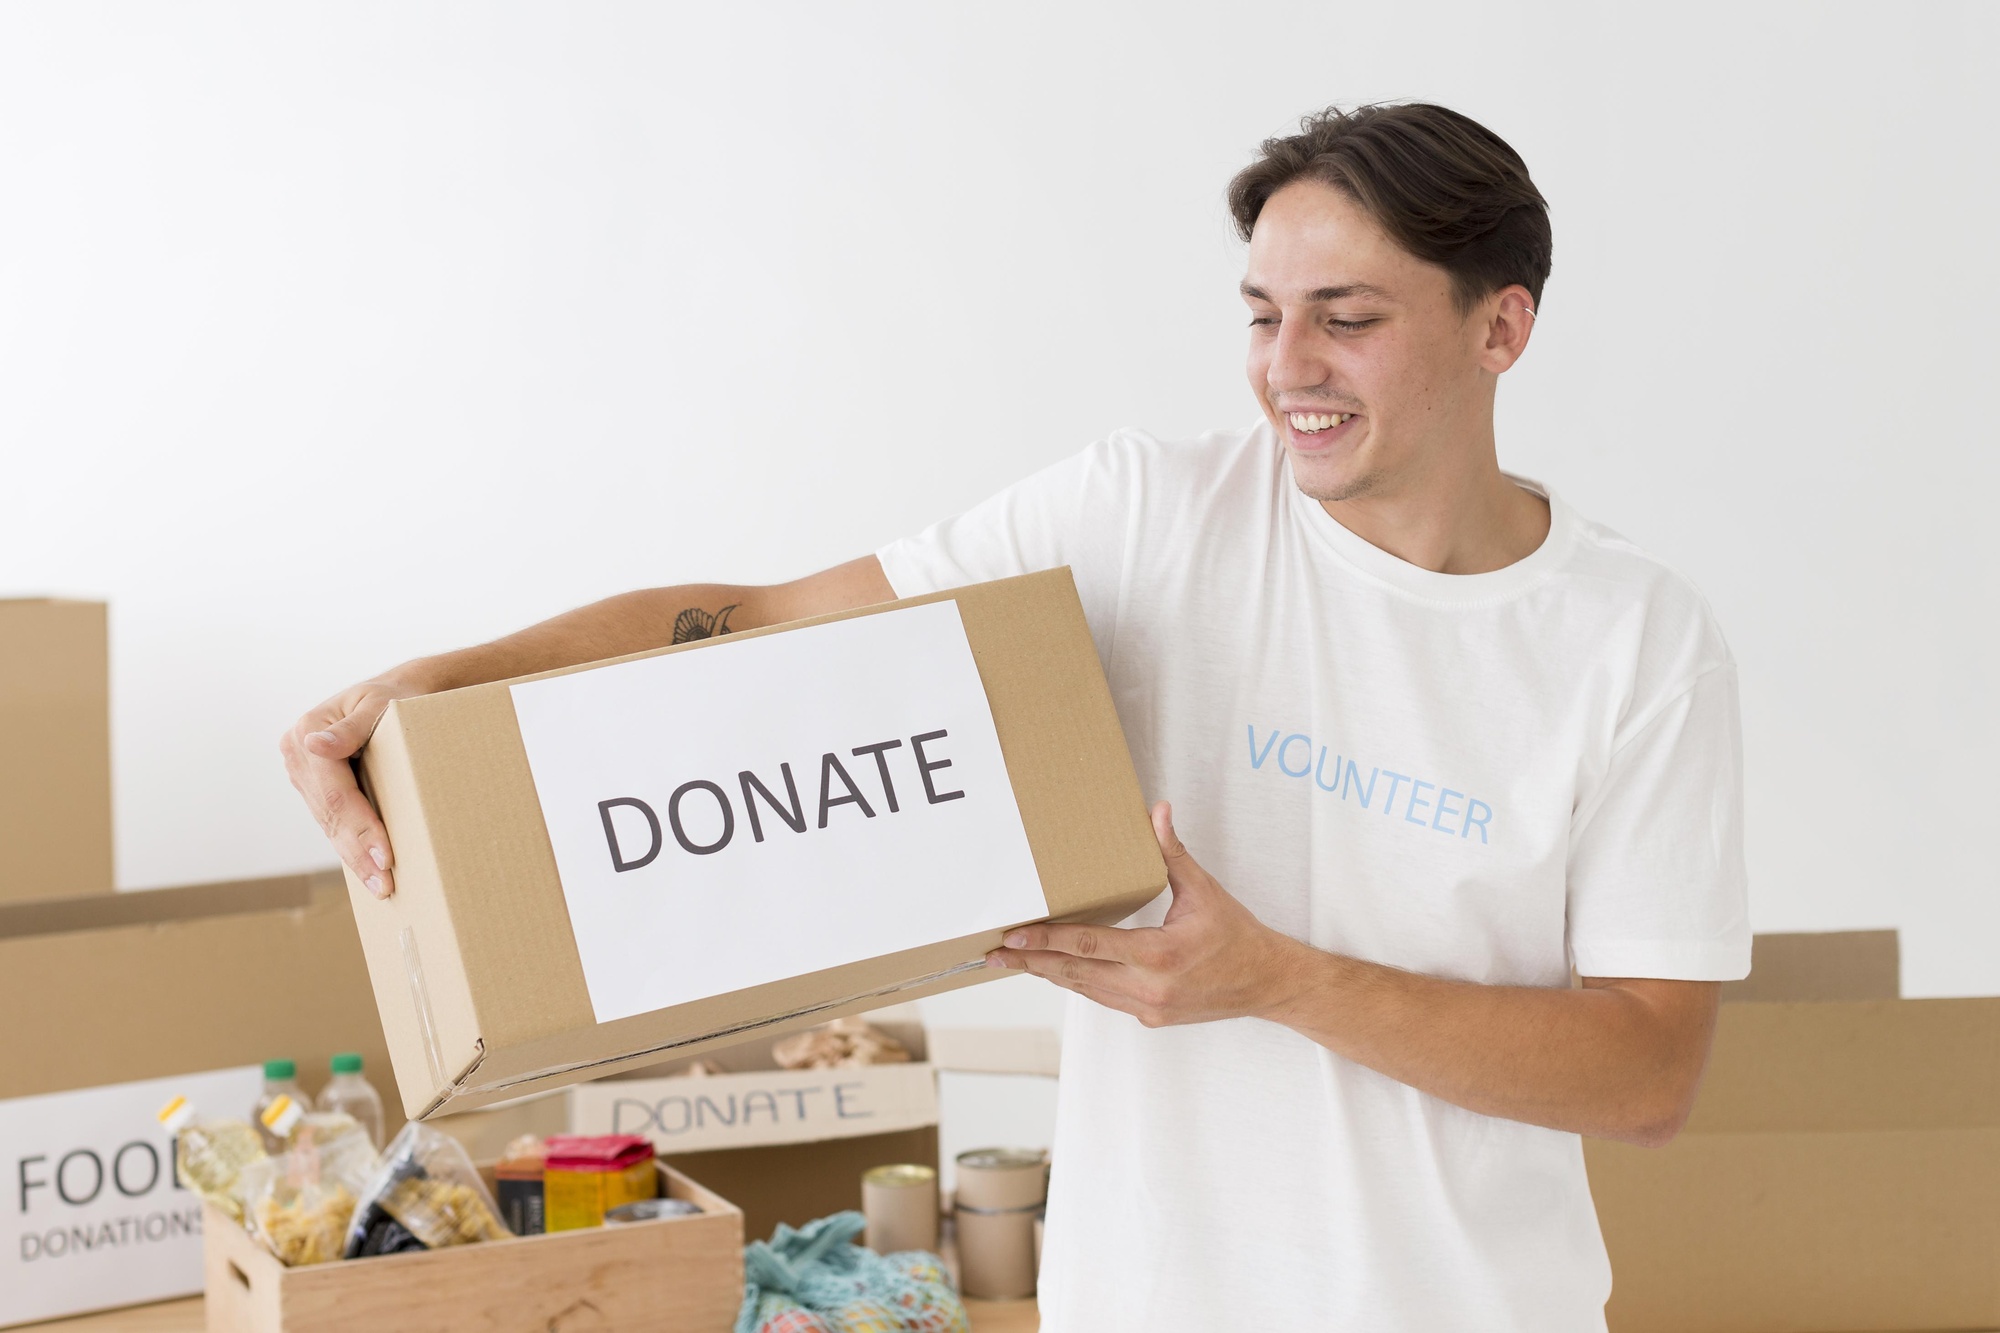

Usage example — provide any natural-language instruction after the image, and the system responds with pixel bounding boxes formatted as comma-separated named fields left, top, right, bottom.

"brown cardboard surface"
left=1722, top=928, right=1900, bottom=1003
left=353, top=568, right=1165, bottom=1118
left=0, top=600, right=112, bottom=903
left=0, top=870, right=396, bottom=1116
left=1591, top=932, right=2000, bottom=1333
left=665, top=1125, right=940, bottom=1246
left=573, top=1006, right=940, bottom=1154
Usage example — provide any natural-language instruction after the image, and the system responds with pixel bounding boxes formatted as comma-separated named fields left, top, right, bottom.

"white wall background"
left=2, top=3, right=1996, bottom=1028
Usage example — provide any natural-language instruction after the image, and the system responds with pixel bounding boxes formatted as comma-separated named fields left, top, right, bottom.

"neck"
left=1317, top=430, right=1549, bottom=575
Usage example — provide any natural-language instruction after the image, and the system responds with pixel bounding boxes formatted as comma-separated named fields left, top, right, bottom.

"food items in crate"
left=496, top=1134, right=548, bottom=1236
left=543, top=1134, right=656, bottom=1231
left=155, top=1096, right=266, bottom=1222
left=343, top=1120, right=511, bottom=1259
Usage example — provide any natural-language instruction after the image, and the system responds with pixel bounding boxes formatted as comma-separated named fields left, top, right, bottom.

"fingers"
left=999, top=921, right=1144, bottom=964
left=320, top=772, right=396, bottom=899
left=987, top=948, right=1128, bottom=993
left=282, top=693, right=397, bottom=899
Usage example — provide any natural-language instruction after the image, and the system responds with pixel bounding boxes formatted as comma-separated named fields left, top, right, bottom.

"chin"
left=1285, top=444, right=1378, bottom=504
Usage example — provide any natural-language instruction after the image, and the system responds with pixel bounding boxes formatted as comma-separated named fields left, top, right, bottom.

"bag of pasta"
left=237, top=1120, right=376, bottom=1267
left=343, top=1121, right=511, bottom=1259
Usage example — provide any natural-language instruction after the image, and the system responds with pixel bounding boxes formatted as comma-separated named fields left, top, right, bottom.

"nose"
left=1264, top=314, right=1328, bottom=396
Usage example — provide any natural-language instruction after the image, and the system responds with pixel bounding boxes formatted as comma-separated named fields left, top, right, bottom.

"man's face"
left=1243, top=180, right=1496, bottom=504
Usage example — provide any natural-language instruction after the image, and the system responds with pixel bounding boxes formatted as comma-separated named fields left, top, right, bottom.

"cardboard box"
left=1589, top=930, right=2000, bottom=1333
left=0, top=598, right=113, bottom=903
left=0, top=871, right=398, bottom=1327
left=350, top=568, right=1164, bottom=1120
left=573, top=1005, right=940, bottom=1242
left=203, top=1162, right=742, bottom=1333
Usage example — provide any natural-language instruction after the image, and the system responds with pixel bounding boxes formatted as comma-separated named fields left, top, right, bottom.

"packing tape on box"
left=402, top=925, right=450, bottom=1095
left=455, top=957, right=990, bottom=1102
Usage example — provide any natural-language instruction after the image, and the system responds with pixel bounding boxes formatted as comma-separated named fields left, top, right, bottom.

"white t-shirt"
left=876, top=422, right=1750, bottom=1332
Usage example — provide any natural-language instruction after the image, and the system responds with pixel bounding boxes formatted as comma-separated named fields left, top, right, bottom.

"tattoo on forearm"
left=672, top=603, right=739, bottom=644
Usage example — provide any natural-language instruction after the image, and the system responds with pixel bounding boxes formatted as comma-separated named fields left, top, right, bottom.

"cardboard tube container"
left=863, top=1163, right=939, bottom=1255
left=953, top=1148, right=1047, bottom=1300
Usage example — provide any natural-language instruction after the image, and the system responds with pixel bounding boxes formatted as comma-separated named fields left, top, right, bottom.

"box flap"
left=0, top=872, right=316, bottom=942
left=1722, top=929, right=1900, bottom=1003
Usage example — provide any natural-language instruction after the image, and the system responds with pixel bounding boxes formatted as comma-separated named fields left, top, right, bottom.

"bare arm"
left=989, top=801, right=1721, bottom=1147
left=280, top=555, right=896, bottom=898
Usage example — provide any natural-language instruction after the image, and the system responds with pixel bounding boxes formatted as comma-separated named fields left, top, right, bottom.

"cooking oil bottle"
left=156, top=1095, right=266, bottom=1220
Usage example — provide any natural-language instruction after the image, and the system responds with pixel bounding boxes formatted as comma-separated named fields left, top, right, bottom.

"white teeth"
left=1287, top=412, right=1350, bottom=433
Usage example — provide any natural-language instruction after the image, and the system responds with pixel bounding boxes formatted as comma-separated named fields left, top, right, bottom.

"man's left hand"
left=985, top=800, right=1307, bottom=1027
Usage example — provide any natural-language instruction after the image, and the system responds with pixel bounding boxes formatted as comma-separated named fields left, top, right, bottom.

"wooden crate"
left=202, top=1163, right=741, bottom=1333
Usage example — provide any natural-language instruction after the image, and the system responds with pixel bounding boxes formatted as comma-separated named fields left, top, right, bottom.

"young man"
left=284, top=104, right=1747, bottom=1329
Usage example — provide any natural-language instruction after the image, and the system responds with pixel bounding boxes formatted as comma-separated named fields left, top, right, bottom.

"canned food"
left=604, top=1198, right=702, bottom=1224
left=863, top=1163, right=939, bottom=1255
left=863, top=1164, right=937, bottom=1189
left=954, top=1148, right=1046, bottom=1173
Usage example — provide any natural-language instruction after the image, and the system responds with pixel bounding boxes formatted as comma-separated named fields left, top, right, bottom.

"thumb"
left=304, top=695, right=387, bottom=760
left=1152, top=800, right=1216, bottom=901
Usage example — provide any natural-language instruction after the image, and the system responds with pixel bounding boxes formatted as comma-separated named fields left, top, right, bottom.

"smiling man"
left=285, top=103, right=1747, bottom=1331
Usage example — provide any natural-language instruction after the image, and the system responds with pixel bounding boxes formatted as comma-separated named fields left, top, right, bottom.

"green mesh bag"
left=737, top=1210, right=970, bottom=1333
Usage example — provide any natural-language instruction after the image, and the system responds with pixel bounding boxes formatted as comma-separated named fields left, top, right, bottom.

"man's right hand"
left=281, top=678, right=423, bottom=899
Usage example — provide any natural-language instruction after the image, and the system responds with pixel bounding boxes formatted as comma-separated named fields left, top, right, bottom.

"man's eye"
left=1248, top=315, right=1278, bottom=327
left=1330, top=318, right=1378, bottom=332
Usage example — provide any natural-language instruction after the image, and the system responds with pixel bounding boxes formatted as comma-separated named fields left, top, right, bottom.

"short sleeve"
left=875, top=437, right=1134, bottom=667
left=1566, top=663, right=1751, bottom=980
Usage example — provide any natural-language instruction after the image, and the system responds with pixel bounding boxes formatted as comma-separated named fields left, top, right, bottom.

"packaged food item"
left=315, top=1052, right=387, bottom=1149
left=155, top=1096, right=266, bottom=1222
left=604, top=1198, right=701, bottom=1224
left=543, top=1134, right=656, bottom=1232
left=862, top=1163, right=938, bottom=1255
left=239, top=1093, right=379, bottom=1266
left=771, top=1016, right=913, bottom=1070
left=343, top=1121, right=510, bottom=1259
left=251, top=1059, right=306, bottom=1153
left=495, top=1134, right=547, bottom=1236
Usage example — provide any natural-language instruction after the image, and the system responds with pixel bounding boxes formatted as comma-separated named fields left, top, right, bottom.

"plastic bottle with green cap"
left=251, top=1059, right=305, bottom=1153
left=316, top=1052, right=386, bottom=1150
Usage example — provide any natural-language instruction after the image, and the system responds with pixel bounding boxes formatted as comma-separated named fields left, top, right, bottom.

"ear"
left=1478, top=284, right=1537, bottom=374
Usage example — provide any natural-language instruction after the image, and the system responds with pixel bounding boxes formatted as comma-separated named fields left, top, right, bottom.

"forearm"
left=385, top=556, right=895, bottom=693
left=388, top=583, right=766, bottom=693
left=1265, top=942, right=1717, bottom=1145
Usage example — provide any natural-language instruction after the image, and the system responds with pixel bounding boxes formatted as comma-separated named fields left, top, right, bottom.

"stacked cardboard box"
left=0, top=599, right=113, bottom=902
left=1588, top=930, right=2000, bottom=1333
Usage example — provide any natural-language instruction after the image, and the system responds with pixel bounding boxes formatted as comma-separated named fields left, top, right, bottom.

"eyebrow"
left=1240, top=281, right=1394, bottom=303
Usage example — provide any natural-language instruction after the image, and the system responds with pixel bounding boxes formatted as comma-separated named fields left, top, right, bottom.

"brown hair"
left=1227, top=103, right=1552, bottom=313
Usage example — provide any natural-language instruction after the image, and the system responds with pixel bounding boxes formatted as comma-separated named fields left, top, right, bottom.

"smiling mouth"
left=1286, top=411, right=1354, bottom=434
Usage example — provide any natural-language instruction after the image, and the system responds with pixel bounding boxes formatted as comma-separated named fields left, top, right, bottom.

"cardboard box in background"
left=0, top=871, right=398, bottom=1327
left=574, top=1005, right=940, bottom=1242
left=0, top=599, right=113, bottom=903
left=351, top=568, right=1166, bottom=1120
left=1589, top=930, right=2000, bottom=1333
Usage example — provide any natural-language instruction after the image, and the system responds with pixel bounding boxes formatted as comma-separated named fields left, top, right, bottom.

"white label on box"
left=0, top=1065, right=263, bottom=1329
left=511, top=599, right=1048, bottom=1023
left=571, top=1062, right=939, bottom=1154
